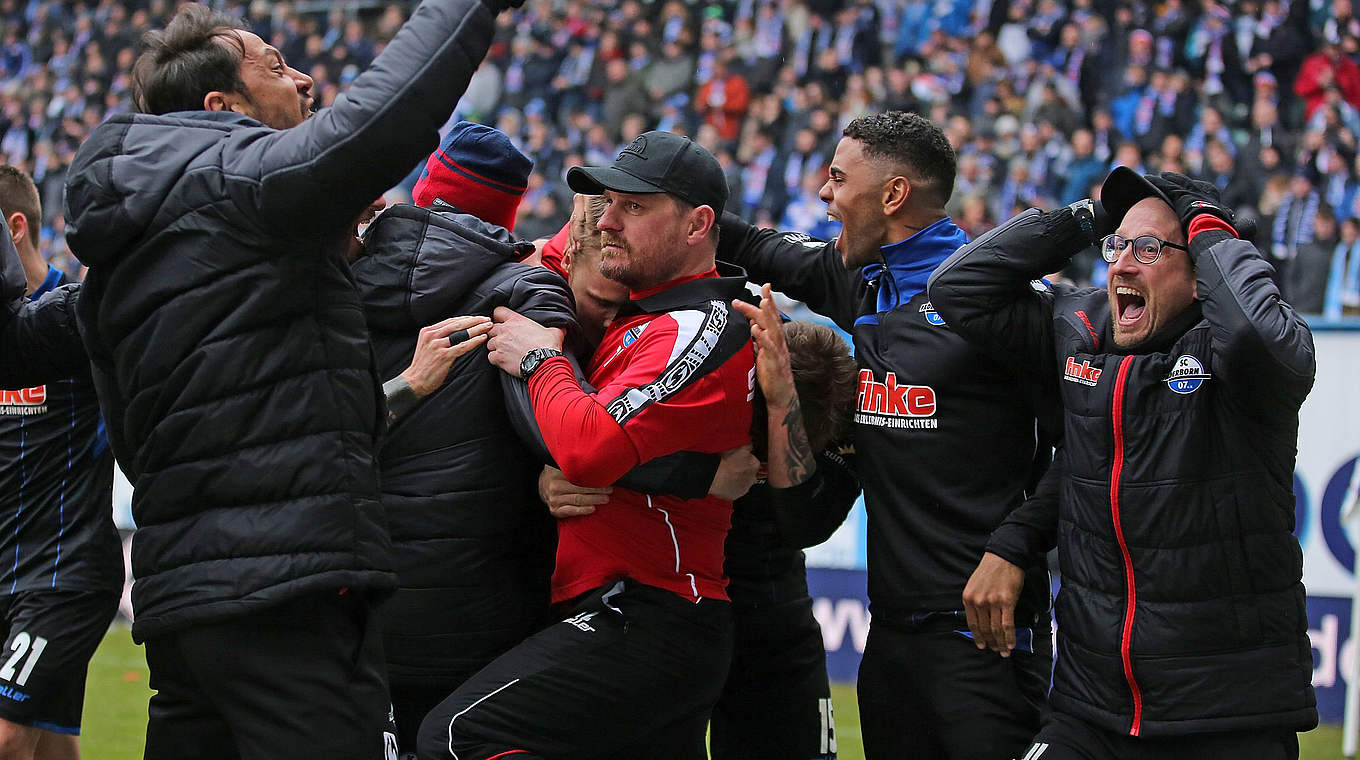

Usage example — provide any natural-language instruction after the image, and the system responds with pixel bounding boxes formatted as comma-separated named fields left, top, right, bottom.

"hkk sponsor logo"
left=1164, top=354, right=1211, bottom=395
left=0, top=387, right=46, bottom=416
left=854, top=370, right=938, bottom=429
left=1063, top=357, right=1102, bottom=387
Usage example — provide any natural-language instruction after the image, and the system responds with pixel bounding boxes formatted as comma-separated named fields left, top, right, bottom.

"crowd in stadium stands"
left=2, top=0, right=1359, bottom=314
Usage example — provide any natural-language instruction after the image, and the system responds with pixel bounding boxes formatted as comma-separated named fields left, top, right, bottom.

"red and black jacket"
left=929, top=208, right=1318, bottom=737
left=527, top=265, right=756, bottom=604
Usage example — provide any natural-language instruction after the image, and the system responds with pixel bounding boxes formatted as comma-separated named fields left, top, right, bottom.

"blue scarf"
left=855, top=217, right=969, bottom=325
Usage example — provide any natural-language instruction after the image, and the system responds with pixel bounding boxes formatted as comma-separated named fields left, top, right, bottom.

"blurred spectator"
left=1060, top=127, right=1104, bottom=203
left=1286, top=203, right=1338, bottom=312
left=697, top=55, right=751, bottom=141
left=1272, top=171, right=1323, bottom=287
left=0, top=0, right=1358, bottom=296
left=1294, top=30, right=1360, bottom=122
left=1326, top=216, right=1360, bottom=317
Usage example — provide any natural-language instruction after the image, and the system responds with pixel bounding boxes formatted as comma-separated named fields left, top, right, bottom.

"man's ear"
left=882, top=176, right=910, bottom=216
left=688, top=205, right=716, bottom=243
left=6, top=211, right=25, bottom=249
left=560, top=243, right=576, bottom=277
left=203, top=91, right=247, bottom=113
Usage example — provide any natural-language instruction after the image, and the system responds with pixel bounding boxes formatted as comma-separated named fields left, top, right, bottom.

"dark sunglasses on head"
left=1100, top=233, right=1188, bottom=265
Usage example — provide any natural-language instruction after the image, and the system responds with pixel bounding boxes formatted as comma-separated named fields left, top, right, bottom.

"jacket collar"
left=162, top=110, right=265, bottom=127
left=29, top=265, right=63, bottom=300
left=861, top=216, right=968, bottom=313
left=624, top=260, right=751, bottom=316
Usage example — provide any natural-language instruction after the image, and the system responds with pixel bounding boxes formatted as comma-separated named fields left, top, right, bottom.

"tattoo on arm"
left=771, top=394, right=815, bottom=488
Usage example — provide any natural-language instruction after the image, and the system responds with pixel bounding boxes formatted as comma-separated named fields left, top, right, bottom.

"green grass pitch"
left=80, top=627, right=1342, bottom=759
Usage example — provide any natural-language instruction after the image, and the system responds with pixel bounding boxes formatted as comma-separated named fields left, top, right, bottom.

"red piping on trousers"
left=1110, top=355, right=1143, bottom=736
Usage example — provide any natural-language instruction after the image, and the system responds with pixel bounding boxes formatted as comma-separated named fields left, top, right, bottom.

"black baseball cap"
left=1099, top=165, right=1175, bottom=230
left=567, top=131, right=727, bottom=216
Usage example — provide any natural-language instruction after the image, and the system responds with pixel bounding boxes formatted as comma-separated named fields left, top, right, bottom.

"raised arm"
left=1145, top=174, right=1315, bottom=413
left=718, top=212, right=865, bottom=331
left=928, top=203, right=1101, bottom=371
left=239, top=0, right=504, bottom=234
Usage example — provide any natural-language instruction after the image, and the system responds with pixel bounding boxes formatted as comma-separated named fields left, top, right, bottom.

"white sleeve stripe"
left=604, top=300, right=732, bottom=425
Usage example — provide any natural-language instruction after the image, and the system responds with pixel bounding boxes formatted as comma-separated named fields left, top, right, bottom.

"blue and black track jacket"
left=717, top=213, right=1056, bottom=626
left=0, top=267, right=121, bottom=596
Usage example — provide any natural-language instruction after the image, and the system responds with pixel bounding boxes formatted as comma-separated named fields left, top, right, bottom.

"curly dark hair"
left=132, top=3, right=249, bottom=115
left=843, top=111, right=957, bottom=208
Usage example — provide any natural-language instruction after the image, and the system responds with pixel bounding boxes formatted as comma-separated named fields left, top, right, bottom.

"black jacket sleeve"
left=985, top=445, right=1063, bottom=566
left=0, top=285, right=88, bottom=389
left=234, top=0, right=496, bottom=236
left=499, top=267, right=584, bottom=464
left=927, top=207, right=1094, bottom=372
left=1190, top=230, right=1315, bottom=414
left=772, top=444, right=860, bottom=550
left=717, top=212, right=865, bottom=331
left=615, top=452, right=721, bottom=499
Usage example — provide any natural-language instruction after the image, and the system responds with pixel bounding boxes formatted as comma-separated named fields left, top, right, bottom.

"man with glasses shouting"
left=929, top=168, right=1317, bottom=759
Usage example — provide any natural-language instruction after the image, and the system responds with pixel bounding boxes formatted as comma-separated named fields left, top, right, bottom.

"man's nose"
left=1108, top=247, right=1141, bottom=277
left=292, top=68, right=314, bottom=93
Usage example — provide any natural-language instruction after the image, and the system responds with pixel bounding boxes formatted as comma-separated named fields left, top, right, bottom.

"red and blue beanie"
left=411, top=122, right=533, bottom=231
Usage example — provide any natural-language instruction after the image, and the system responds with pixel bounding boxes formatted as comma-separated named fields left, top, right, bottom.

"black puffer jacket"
left=355, top=203, right=576, bottom=687
left=930, top=209, right=1318, bottom=737
left=62, top=0, right=496, bottom=641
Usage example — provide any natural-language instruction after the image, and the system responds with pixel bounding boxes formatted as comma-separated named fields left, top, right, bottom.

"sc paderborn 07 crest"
left=1164, top=355, right=1211, bottom=395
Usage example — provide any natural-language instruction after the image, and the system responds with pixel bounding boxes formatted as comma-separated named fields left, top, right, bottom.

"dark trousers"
left=1025, top=711, right=1299, bottom=760
left=416, top=580, right=732, bottom=760
left=857, top=617, right=1051, bottom=760
left=143, top=591, right=393, bottom=760
left=711, top=595, right=835, bottom=759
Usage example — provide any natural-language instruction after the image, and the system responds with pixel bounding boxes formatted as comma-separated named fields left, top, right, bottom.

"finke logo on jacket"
left=0, top=387, right=47, bottom=415
left=855, top=369, right=937, bottom=429
left=1063, top=357, right=1102, bottom=386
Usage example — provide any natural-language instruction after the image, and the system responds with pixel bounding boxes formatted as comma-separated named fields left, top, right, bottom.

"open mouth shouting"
left=1115, top=286, right=1146, bottom=327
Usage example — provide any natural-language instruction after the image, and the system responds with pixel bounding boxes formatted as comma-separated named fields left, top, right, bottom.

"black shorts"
left=857, top=615, right=1051, bottom=760
left=1025, top=711, right=1299, bottom=760
left=711, top=595, right=835, bottom=759
left=142, top=590, right=393, bottom=760
left=0, top=589, right=119, bottom=733
left=417, top=579, right=732, bottom=760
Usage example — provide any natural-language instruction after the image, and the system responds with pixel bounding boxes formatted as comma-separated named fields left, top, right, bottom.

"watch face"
left=520, top=348, right=559, bottom=379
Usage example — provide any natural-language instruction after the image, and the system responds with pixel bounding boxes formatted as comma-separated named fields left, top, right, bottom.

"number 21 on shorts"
left=0, top=632, right=47, bottom=687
